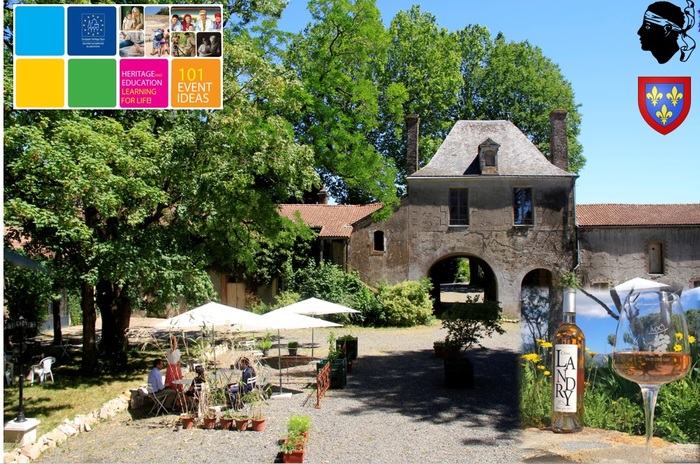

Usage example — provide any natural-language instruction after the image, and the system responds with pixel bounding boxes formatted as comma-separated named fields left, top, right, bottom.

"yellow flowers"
left=521, top=353, right=542, bottom=363
left=690, top=335, right=696, bottom=344
left=676, top=333, right=684, bottom=340
left=674, top=344, right=683, bottom=352
left=675, top=333, right=696, bottom=344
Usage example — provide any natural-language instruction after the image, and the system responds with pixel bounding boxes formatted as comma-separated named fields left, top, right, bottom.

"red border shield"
left=638, top=77, right=691, bottom=135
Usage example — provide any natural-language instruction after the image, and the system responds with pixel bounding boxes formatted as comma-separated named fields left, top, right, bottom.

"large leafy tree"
left=454, top=28, right=584, bottom=172
left=3, top=0, right=317, bottom=371
left=373, top=5, right=462, bottom=190
left=285, top=0, right=398, bottom=212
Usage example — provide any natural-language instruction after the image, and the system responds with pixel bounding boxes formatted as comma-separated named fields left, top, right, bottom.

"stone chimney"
left=406, top=114, right=420, bottom=177
left=318, top=185, right=328, bottom=204
left=549, top=109, right=568, bottom=172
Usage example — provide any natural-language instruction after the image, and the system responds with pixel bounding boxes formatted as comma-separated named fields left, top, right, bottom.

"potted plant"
left=335, top=334, right=358, bottom=361
left=234, top=411, right=250, bottom=431
left=287, top=341, right=300, bottom=356
left=280, top=432, right=306, bottom=463
left=317, top=332, right=346, bottom=388
left=243, top=388, right=269, bottom=431
left=287, top=414, right=311, bottom=440
left=179, top=412, right=195, bottom=429
left=258, top=333, right=273, bottom=356
left=220, top=408, right=234, bottom=430
left=441, top=297, right=505, bottom=388
left=201, top=408, right=218, bottom=429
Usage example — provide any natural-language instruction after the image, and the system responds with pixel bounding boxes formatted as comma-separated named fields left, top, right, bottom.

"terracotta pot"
left=180, top=415, right=195, bottom=430
left=250, top=418, right=266, bottom=431
left=202, top=416, right=217, bottom=429
left=281, top=439, right=306, bottom=463
left=220, top=418, right=234, bottom=430
left=234, top=418, right=249, bottom=431
left=282, top=449, right=305, bottom=463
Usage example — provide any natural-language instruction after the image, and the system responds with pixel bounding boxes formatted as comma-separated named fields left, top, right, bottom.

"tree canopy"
left=3, top=0, right=583, bottom=370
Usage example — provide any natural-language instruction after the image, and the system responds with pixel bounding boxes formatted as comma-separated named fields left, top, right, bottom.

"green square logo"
left=68, top=59, right=116, bottom=108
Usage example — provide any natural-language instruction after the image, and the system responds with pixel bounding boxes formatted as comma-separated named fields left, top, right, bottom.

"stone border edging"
left=3, top=391, right=131, bottom=463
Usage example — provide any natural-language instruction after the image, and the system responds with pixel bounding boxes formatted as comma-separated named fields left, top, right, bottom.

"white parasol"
left=258, top=310, right=341, bottom=396
left=276, top=298, right=359, bottom=355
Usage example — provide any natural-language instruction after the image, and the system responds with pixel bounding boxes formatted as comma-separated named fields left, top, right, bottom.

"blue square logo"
left=68, top=6, right=116, bottom=56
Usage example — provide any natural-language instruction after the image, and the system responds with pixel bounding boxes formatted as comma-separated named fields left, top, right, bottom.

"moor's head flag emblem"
left=638, top=0, right=696, bottom=63
left=638, top=77, right=691, bottom=135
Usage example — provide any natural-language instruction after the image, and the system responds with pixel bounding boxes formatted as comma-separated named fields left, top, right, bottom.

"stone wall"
left=578, top=226, right=700, bottom=289
left=349, top=177, right=577, bottom=318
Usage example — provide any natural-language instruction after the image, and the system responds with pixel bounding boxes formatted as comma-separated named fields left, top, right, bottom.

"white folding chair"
left=4, top=355, right=14, bottom=386
left=147, top=385, right=170, bottom=416
left=30, top=357, right=56, bottom=385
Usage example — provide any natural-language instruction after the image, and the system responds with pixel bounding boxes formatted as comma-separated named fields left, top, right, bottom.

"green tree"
left=374, top=5, right=462, bottom=189
left=285, top=0, right=398, bottom=211
left=454, top=28, right=584, bottom=173
left=3, top=1, right=317, bottom=371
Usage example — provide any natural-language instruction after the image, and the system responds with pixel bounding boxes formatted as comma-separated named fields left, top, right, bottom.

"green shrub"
left=376, top=279, right=434, bottom=327
left=282, top=261, right=379, bottom=326
left=442, top=298, right=504, bottom=351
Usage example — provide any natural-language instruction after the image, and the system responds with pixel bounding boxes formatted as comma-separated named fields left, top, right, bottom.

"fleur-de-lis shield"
left=638, top=77, right=691, bottom=135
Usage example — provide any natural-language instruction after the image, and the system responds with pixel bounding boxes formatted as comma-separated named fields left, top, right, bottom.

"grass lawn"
left=3, top=348, right=157, bottom=452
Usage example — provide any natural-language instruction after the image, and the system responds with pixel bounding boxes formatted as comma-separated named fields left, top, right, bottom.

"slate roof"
left=278, top=204, right=383, bottom=238
left=577, top=204, right=700, bottom=227
left=410, top=120, right=574, bottom=178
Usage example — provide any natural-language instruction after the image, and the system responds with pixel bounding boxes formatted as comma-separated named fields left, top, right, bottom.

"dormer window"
left=479, top=138, right=500, bottom=175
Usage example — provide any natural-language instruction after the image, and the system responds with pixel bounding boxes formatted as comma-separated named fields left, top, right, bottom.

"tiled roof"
left=278, top=204, right=383, bottom=238
left=410, top=120, right=574, bottom=178
left=577, top=204, right=700, bottom=226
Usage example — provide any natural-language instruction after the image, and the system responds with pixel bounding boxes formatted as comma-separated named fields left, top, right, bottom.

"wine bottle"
left=551, top=288, right=585, bottom=433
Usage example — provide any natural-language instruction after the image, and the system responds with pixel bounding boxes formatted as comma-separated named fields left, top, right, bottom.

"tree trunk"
left=81, top=281, right=99, bottom=372
left=96, top=280, right=131, bottom=371
left=52, top=287, right=63, bottom=346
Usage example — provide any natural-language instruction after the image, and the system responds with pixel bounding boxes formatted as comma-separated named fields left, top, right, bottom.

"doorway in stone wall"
left=428, top=255, right=497, bottom=317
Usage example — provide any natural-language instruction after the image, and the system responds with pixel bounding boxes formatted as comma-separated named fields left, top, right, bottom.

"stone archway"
left=428, top=255, right=498, bottom=316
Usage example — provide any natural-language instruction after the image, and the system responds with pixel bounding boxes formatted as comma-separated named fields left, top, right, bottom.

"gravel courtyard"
left=37, top=322, right=522, bottom=464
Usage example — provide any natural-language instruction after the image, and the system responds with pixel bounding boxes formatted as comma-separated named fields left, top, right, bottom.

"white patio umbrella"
left=276, top=297, right=359, bottom=316
left=154, top=302, right=264, bottom=357
left=614, top=277, right=669, bottom=293
left=258, top=310, right=341, bottom=396
left=276, top=298, right=359, bottom=355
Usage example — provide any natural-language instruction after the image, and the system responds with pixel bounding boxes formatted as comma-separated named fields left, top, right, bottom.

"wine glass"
left=612, top=290, right=691, bottom=462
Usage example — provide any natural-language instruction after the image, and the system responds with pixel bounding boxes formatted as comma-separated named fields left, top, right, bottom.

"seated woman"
left=227, top=357, right=256, bottom=408
left=184, top=365, right=206, bottom=410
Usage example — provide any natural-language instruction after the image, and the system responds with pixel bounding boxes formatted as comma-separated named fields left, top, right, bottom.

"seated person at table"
left=227, top=357, right=256, bottom=407
left=147, top=358, right=176, bottom=410
left=186, top=365, right=206, bottom=398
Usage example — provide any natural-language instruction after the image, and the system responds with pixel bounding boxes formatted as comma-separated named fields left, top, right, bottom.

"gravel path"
left=37, top=323, right=522, bottom=464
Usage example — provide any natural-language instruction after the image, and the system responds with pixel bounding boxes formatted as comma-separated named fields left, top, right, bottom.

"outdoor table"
left=211, top=368, right=238, bottom=385
left=171, top=378, right=193, bottom=410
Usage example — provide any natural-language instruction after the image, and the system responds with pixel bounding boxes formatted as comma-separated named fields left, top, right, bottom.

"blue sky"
left=278, top=0, right=700, bottom=206
left=278, top=1, right=699, bottom=353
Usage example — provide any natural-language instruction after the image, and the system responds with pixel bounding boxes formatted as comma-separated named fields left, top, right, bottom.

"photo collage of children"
left=119, top=5, right=223, bottom=58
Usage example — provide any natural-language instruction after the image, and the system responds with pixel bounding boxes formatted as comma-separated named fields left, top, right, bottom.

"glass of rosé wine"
left=612, top=290, right=691, bottom=461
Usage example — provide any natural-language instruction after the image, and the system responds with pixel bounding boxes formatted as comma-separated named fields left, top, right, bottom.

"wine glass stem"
left=639, top=385, right=660, bottom=462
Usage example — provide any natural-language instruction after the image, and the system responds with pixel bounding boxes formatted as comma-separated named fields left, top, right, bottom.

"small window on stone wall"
left=373, top=230, right=385, bottom=253
left=690, top=279, right=700, bottom=288
left=590, top=281, right=612, bottom=291
left=513, top=188, right=533, bottom=225
left=648, top=242, right=664, bottom=274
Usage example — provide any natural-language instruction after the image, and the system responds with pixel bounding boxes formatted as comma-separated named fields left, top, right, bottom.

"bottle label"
left=553, top=344, right=578, bottom=412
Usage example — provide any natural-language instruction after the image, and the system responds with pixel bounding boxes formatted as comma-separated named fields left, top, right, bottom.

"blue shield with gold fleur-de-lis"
left=638, top=77, right=691, bottom=135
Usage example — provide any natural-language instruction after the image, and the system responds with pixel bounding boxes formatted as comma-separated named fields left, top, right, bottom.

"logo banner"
left=638, top=76, right=692, bottom=135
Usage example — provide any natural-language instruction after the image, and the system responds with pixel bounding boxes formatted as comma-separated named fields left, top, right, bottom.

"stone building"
left=279, top=113, right=700, bottom=318
left=576, top=204, right=700, bottom=290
